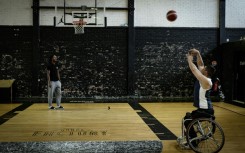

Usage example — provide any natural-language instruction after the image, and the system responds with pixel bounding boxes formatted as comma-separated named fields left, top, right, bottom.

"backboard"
left=54, top=0, right=106, bottom=27
left=71, top=10, right=105, bottom=27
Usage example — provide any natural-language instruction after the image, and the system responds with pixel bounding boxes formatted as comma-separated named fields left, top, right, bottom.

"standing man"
left=184, top=49, right=216, bottom=146
left=47, top=54, right=63, bottom=109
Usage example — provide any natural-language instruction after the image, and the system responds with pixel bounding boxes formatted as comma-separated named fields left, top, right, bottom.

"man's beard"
left=53, top=59, right=57, bottom=63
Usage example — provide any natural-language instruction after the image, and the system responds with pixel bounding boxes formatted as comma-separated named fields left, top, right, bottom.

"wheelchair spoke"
left=186, top=118, right=225, bottom=153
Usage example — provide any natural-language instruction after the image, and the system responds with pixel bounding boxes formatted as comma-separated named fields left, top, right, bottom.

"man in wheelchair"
left=185, top=49, right=216, bottom=147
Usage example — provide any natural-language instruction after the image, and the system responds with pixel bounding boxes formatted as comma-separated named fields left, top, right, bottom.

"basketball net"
left=72, top=19, right=87, bottom=34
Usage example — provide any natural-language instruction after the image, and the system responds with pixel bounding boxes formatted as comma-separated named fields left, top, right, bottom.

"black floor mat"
left=0, top=102, right=32, bottom=125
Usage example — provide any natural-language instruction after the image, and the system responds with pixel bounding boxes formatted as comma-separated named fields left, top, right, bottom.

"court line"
left=213, top=104, right=245, bottom=116
left=128, top=101, right=177, bottom=140
left=0, top=103, right=32, bottom=125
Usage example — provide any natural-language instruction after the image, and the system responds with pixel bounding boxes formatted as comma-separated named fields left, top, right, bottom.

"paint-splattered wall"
left=0, top=26, right=224, bottom=101
left=39, top=27, right=128, bottom=99
left=0, top=27, right=33, bottom=98
left=134, top=28, right=218, bottom=99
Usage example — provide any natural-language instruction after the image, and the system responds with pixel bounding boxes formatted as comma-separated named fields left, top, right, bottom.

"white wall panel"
left=0, top=0, right=244, bottom=28
left=226, top=0, right=245, bottom=28
left=0, top=0, right=32, bottom=25
left=135, top=0, right=219, bottom=27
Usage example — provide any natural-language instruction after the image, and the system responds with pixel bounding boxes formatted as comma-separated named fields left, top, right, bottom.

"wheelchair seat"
left=191, top=110, right=216, bottom=120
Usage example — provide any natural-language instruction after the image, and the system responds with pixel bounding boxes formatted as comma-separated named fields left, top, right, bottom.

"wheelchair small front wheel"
left=186, top=118, right=225, bottom=153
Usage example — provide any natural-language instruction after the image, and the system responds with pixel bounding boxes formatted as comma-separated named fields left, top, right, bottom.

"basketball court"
left=0, top=102, right=245, bottom=152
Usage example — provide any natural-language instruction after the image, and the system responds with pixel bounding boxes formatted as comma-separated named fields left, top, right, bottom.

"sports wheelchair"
left=177, top=113, right=225, bottom=153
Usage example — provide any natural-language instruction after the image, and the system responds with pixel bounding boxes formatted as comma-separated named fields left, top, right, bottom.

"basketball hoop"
left=72, top=19, right=87, bottom=34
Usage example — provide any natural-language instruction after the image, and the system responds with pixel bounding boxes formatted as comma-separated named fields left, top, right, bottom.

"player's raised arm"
left=188, top=49, right=204, bottom=71
left=186, top=52, right=212, bottom=90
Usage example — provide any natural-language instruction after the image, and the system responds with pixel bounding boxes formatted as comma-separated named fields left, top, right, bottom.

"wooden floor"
left=141, top=102, right=245, bottom=153
left=0, top=102, right=244, bottom=153
left=0, top=103, right=158, bottom=142
left=0, top=103, right=21, bottom=116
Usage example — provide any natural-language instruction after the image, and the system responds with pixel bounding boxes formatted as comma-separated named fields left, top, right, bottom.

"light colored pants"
left=48, top=81, right=62, bottom=107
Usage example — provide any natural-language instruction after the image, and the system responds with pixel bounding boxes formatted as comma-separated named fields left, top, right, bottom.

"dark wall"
left=1, top=26, right=245, bottom=101
left=226, top=28, right=245, bottom=42
left=134, top=28, right=218, bottom=100
left=0, top=27, right=33, bottom=97
left=0, top=26, right=128, bottom=100
left=210, top=29, right=245, bottom=103
left=39, top=27, right=128, bottom=99
left=216, top=41, right=245, bottom=103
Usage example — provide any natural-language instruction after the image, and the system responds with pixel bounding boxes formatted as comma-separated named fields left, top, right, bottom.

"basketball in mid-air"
left=166, top=10, right=177, bottom=22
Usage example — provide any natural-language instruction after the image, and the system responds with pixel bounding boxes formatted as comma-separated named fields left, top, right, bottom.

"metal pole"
left=127, top=0, right=135, bottom=96
left=64, top=0, right=66, bottom=25
left=95, top=0, right=97, bottom=25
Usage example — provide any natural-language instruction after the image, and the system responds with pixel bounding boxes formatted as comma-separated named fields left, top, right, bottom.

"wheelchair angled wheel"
left=186, top=118, right=225, bottom=153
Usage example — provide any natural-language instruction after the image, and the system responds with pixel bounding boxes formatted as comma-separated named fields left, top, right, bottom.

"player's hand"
left=188, top=49, right=199, bottom=56
left=186, top=53, right=193, bottom=61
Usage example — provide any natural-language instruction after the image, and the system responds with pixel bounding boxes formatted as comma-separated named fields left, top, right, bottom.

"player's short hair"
left=49, top=54, right=56, bottom=63
left=206, top=65, right=216, bottom=77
